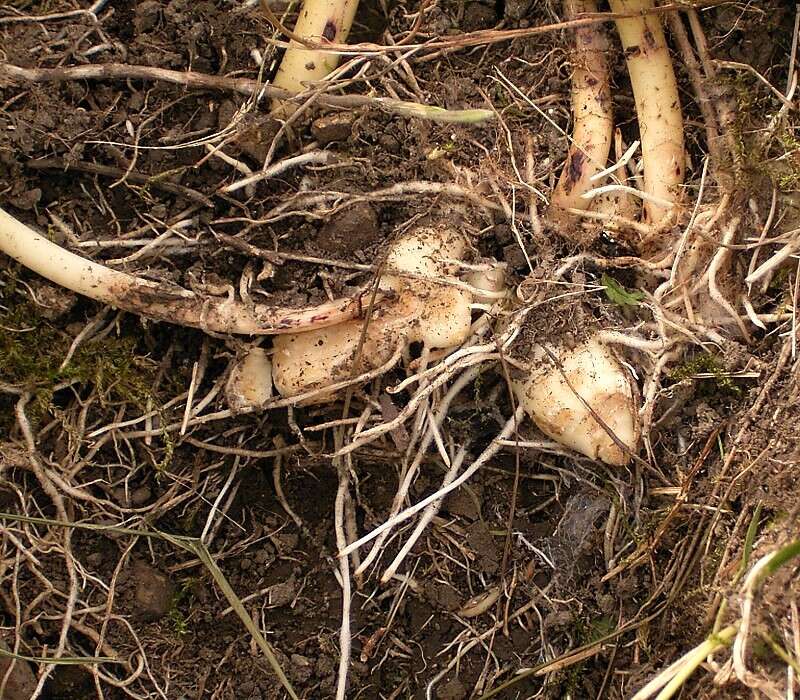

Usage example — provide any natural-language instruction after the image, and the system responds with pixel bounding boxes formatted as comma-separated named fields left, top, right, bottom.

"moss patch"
left=0, top=294, right=157, bottom=428
left=669, top=352, right=742, bottom=396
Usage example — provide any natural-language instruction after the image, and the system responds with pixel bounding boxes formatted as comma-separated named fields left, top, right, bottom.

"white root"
left=610, top=0, right=685, bottom=226
left=513, top=337, right=640, bottom=466
left=3, top=204, right=640, bottom=466
left=260, top=220, right=643, bottom=465
left=270, top=0, right=360, bottom=114
left=381, top=227, right=473, bottom=349
left=587, top=129, right=640, bottom=231
left=272, top=226, right=474, bottom=400
left=0, top=207, right=375, bottom=335
left=550, top=0, right=614, bottom=219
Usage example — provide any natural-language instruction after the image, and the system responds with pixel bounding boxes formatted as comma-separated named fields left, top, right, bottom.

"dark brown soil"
left=1, top=1, right=799, bottom=700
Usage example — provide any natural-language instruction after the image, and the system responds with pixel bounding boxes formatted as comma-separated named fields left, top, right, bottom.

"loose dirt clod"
left=317, top=201, right=380, bottom=254
left=0, top=638, right=37, bottom=700
left=131, top=562, right=175, bottom=622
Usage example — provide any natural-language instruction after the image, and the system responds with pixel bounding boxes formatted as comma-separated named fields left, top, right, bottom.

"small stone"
left=317, top=202, right=380, bottom=255
left=270, top=532, right=299, bottom=555
left=225, top=347, right=273, bottom=412
left=463, top=2, right=497, bottom=31
left=502, top=242, right=529, bottom=272
left=311, top=112, right=354, bottom=144
left=240, top=558, right=253, bottom=571
left=9, top=188, right=41, bottom=211
left=134, top=0, right=161, bottom=34
left=130, top=486, right=151, bottom=506
left=0, top=638, right=36, bottom=700
left=290, top=654, right=313, bottom=683
left=269, top=576, right=297, bottom=607
left=504, top=0, right=532, bottom=21
left=438, top=678, right=468, bottom=700
left=132, top=561, right=174, bottom=622
left=443, top=489, right=480, bottom=520
left=254, top=546, right=275, bottom=565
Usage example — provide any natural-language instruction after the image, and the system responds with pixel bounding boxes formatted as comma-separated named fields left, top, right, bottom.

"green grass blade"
left=179, top=539, right=300, bottom=700
left=761, top=539, right=800, bottom=581
left=734, top=501, right=762, bottom=583
left=0, top=647, right=116, bottom=665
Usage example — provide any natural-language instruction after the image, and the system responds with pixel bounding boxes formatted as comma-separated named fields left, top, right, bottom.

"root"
left=0, top=62, right=493, bottom=123
left=353, top=364, right=483, bottom=580
left=0, top=207, right=384, bottom=335
left=3, top=5, right=798, bottom=700
left=339, top=405, right=525, bottom=560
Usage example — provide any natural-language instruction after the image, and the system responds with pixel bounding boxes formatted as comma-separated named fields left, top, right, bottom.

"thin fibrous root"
left=338, top=405, right=525, bottom=560
left=354, top=364, right=483, bottom=580
left=0, top=63, right=494, bottom=124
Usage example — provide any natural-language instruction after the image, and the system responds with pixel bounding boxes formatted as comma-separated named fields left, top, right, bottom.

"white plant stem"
left=270, top=0, right=360, bottom=114
left=610, top=0, right=685, bottom=225
left=550, top=0, right=613, bottom=216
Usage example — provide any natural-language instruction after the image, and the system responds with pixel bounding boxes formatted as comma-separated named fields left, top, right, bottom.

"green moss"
left=563, top=614, right=618, bottom=692
left=720, top=72, right=800, bottom=192
left=0, top=292, right=157, bottom=426
left=768, top=265, right=792, bottom=294
left=669, top=352, right=741, bottom=396
left=168, top=577, right=198, bottom=638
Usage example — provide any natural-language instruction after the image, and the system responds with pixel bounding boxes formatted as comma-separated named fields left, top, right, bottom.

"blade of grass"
left=734, top=501, right=762, bottom=584
left=760, top=539, right=800, bottom=581
left=185, top=539, right=299, bottom=700
left=0, top=648, right=115, bottom=665
left=759, top=630, right=800, bottom=676
left=654, top=624, right=738, bottom=700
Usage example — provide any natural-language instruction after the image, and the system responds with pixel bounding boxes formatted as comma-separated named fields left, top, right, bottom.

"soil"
left=1, top=1, right=799, bottom=700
